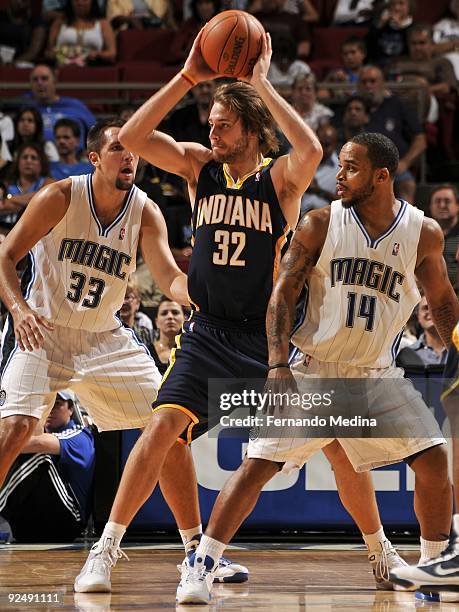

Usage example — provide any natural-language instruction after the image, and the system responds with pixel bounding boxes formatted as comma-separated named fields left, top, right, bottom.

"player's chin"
left=115, top=177, right=134, bottom=191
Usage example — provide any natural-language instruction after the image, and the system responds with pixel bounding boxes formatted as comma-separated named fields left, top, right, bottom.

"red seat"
left=119, top=61, right=177, bottom=99
left=414, top=0, right=450, bottom=25
left=310, top=26, right=368, bottom=62
left=0, top=65, right=32, bottom=98
left=117, top=29, right=175, bottom=62
left=58, top=66, right=120, bottom=111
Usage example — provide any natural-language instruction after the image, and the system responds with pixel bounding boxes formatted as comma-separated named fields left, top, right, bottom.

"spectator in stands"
left=300, top=123, right=339, bottom=213
left=366, top=0, right=414, bottom=67
left=11, top=107, right=59, bottom=162
left=397, top=296, right=449, bottom=367
left=253, top=0, right=314, bottom=59
left=291, top=72, right=334, bottom=130
left=247, top=0, right=318, bottom=20
left=167, top=80, right=215, bottom=148
left=42, top=0, right=106, bottom=23
left=119, top=104, right=136, bottom=122
left=268, top=32, right=310, bottom=89
left=169, top=0, right=221, bottom=66
left=0, top=143, right=54, bottom=229
left=433, top=0, right=459, bottom=80
left=332, top=0, right=379, bottom=25
left=0, top=0, right=46, bottom=66
left=50, top=118, right=93, bottom=179
left=0, top=391, right=95, bottom=542
left=428, top=183, right=459, bottom=293
left=24, top=64, right=96, bottom=151
left=358, top=64, right=426, bottom=203
left=0, top=110, right=14, bottom=162
left=337, top=95, right=370, bottom=146
left=389, top=23, right=458, bottom=122
left=119, top=281, right=155, bottom=347
left=326, top=37, right=368, bottom=86
left=152, top=295, right=186, bottom=374
left=107, top=0, right=176, bottom=31
left=45, top=0, right=116, bottom=67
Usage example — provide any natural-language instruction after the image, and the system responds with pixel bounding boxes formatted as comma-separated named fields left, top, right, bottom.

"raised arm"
left=118, top=30, right=216, bottom=187
left=139, top=199, right=189, bottom=306
left=267, top=208, right=329, bottom=369
left=243, top=34, right=322, bottom=228
left=0, top=181, right=69, bottom=350
left=415, top=217, right=459, bottom=348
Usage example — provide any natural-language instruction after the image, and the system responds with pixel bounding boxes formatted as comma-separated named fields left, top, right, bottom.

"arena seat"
left=414, top=0, right=450, bottom=25
left=0, top=65, right=32, bottom=99
left=58, top=66, right=121, bottom=111
left=119, top=61, right=177, bottom=100
left=310, top=26, right=368, bottom=62
left=117, top=29, right=176, bottom=62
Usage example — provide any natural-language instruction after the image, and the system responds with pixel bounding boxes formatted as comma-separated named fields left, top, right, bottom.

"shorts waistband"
left=190, top=311, right=266, bottom=332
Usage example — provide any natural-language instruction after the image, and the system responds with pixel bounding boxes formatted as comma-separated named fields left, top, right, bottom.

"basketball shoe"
left=74, top=538, right=128, bottom=593
left=369, top=540, right=409, bottom=590
left=178, top=552, right=249, bottom=584
left=389, top=537, right=459, bottom=591
left=176, top=552, right=215, bottom=604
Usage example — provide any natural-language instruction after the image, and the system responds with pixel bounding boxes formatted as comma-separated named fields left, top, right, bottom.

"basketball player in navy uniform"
left=184, top=133, right=459, bottom=604
left=73, top=30, right=323, bottom=594
left=391, top=321, right=459, bottom=601
left=0, top=118, right=188, bottom=532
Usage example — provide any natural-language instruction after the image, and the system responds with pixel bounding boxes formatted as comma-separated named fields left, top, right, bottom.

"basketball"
left=200, top=10, right=265, bottom=78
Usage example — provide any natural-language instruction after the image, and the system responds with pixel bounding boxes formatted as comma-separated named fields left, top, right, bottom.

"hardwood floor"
left=0, top=543, right=450, bottom=610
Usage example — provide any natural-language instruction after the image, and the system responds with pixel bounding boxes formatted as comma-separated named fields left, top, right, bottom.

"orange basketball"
left=200, top=10, right=265, bottom=78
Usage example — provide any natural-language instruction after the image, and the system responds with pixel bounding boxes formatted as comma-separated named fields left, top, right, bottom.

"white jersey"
left=292, top=199, right=424, bottom=368
left=25, top=174, right=146, bottom=332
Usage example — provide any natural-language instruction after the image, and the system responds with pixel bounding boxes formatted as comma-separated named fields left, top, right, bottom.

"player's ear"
left=377, top=168, right=389, bottom=182
left=88, top=151, right=99, bottom=166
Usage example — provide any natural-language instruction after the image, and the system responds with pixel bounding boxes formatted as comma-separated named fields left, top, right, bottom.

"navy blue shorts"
left=152, top=312, right=268, bottom=443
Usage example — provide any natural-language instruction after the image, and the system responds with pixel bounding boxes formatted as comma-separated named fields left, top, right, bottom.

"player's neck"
left=354, top=194, right=401, bottom=236
left=92, top=173, right=129, bottom=211
left=224, top=153, right=264, bottom=184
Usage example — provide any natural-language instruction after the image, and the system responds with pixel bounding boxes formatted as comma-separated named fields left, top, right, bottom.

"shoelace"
left=88, top=546, right=129, bottom=574
left=184, top=563, right=210, bottom=584
left=375, top=542, right=405, bottom=582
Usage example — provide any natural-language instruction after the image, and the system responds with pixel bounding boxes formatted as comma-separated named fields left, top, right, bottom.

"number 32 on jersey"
left=213, top=230, right=246, bottom=267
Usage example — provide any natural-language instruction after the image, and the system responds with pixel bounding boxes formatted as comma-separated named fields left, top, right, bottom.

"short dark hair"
left=344, top=95, right=371, bottom=115
left=341, top=36, right=367, bottom=54
left=54, top=117, right=81, bottom=138
left=213, top=82, right=279, bottom=155
left=87, top=118, right=125, bottom=153
left=350, top=132, right=399, bottom=177
left=429, top=183, right=459, bottom=203
left=407, top=22, right=433, bottom=42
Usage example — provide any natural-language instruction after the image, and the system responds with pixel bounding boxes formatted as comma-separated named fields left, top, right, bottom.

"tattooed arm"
left=416, top=217, right=459, bottom=348
left=266, top=208, right=330, bottom=372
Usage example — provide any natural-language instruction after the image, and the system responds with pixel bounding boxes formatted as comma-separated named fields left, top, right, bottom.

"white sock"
left=100, top=521, right=126, bottom=548
left=362, top=526, right=387, bottom=553
left=419, top=537, right=449, bottom=564
left=453, top=514, right=459, bottom=538
left=194, top=535, right=226, bottom=570
left=179, top=524, right=202, bottom=554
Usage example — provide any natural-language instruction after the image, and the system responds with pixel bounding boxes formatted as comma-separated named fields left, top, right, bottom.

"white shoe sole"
left=74, top=580, right=111, bottom=593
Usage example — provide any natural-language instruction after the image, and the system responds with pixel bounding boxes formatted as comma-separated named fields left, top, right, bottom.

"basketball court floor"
left=1, top=541, right=451, bottom=611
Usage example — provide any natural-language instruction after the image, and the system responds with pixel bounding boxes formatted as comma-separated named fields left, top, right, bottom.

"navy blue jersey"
left=188, top=159, right=290, bottom=322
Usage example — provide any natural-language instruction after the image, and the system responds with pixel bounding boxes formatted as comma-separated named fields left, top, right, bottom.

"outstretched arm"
left=118, top=30, right=216, bottom=187
left=0, top=181, right=69, bottom=350
left=139, top=200, right=189, bottom=306
left=242, top=34, right=322, bottom=228
left=415, top=217, right=459, bottom=348
left=267, top=208, right=329, bottom=367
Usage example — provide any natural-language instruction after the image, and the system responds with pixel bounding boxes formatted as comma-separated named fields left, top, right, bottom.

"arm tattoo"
left=431, top=302, right=458, bottom=348
left=266, top=238, right=316, bottom=361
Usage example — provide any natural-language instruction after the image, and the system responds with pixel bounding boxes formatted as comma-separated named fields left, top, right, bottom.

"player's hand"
left=183, top=28, right=220, bottom=84
left=262, top=366, right=298, bottom=414
left=239, top=32, right=272, bottom=86
left=12, top=306, right=54, bottom=352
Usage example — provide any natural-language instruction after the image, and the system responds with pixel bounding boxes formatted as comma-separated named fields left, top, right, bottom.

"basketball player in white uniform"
left=0, top=118, right=190, bottom=522
left=178, top=133, right=459, bottom=604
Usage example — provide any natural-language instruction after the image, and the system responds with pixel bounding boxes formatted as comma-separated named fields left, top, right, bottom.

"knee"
left=239, top=457, right=279, bottom=487
left=0, top=416, right=36, bottom=450
left=142, top=410, right=189, bottom=449
left=411, top=445, right=450, bottom=483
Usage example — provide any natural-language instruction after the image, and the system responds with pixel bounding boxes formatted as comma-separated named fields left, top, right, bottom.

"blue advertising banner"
left=121, top=369, right=450, bottom=530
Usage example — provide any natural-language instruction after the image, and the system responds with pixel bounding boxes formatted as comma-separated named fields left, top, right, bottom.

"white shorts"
left=0, top=322, right=161, bottom=431
left=247, top=358, right=446, bottom=472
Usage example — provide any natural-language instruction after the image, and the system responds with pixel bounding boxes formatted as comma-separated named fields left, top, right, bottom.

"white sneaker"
left=74, top=539, right=128, bottom=593
left=176, top=555, right=215, bottom=605
left=177, top=554, right=249, bottom=584
left=368, top=540, right=408, bottom=590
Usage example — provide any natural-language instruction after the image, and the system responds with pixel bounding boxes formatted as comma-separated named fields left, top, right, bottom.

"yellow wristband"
left=181, top=70, right=197, bottom=87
